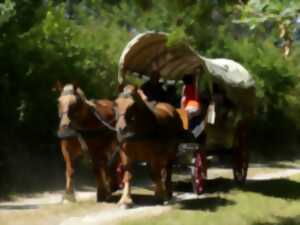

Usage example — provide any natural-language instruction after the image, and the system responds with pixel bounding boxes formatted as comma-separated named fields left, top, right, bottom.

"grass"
left=120, top=174, right=300, bottom=225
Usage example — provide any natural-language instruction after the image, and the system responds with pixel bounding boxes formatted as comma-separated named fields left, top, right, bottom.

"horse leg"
left=151, top=161, right=168, bottom=203
left=118, top=168, right=133, bottom=208
left=61, top=142, right=76, bottom=202
left=165, top=161, right=173, bottom=199
left=95, top=163, right=112, bottom=202
left=118, top=150, right=133, bottom=208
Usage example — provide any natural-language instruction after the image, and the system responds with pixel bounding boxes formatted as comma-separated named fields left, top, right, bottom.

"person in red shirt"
left=181, top=74, right=201, bottom=120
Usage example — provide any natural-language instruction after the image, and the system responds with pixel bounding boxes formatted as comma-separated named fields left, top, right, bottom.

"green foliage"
left=236, top=0, right=300, bottom=29
left=0, top=0, right=15, bottom=26
left=0, top=1, right=132, bottom=134
left=0, top=0, right=298, bottom=145
left=167, top=27, right=189, bottom=48
left=208, top=31, right=298, bottom=112
left=206, top=26, right=300, bottom=156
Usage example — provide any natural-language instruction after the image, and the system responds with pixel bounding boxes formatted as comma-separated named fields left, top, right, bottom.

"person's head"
left=166, top=84, right=176, bottom=94
left=150, top=71, right=160, bottom=84
left=182, top=74, right=195, bottom=85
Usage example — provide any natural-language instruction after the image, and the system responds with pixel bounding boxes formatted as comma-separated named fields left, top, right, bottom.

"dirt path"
left=0, top=191, right=96, bottom=209
left=252, top=169, right=300, bottom=180
left=1, top=165, right=300, bottom=225
left=60, top=205, right=171, bottom=225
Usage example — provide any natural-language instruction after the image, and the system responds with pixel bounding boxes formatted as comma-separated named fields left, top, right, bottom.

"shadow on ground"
left=242, top=178, right=300, bottom=200
left=174, top=176, right=300, bottom=200
left=177, top=197, right=235, bottom=211
left=108, top=193, right=165, bottom=206
left=109, top=192, right=235, bottom=212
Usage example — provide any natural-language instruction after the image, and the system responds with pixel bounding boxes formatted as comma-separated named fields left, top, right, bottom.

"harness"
left=57, top=96, right=117, bottom=149
left=117, top=127, right=158, bottom=143
left=57, top=87, right=123, bottom=168
left=93, top=107, right=117, bottom=132
left=115, top=98, right=159, bottom=143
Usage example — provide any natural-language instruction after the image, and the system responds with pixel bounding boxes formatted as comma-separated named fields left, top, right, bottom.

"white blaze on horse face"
left=60, top=113, right=71, bottom=129
left=58, top=95, right=77, bottom=128
left=116, top=114, right=126, bottom=131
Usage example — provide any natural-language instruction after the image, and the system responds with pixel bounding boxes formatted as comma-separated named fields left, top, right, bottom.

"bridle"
left=93, top=107, right=117, bottom=132
left=114, top=93, right=159, bottom=143
left=57, top=92, right=118, bottom=151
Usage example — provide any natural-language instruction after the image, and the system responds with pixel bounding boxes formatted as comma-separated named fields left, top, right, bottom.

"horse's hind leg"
left=118, top=167, right=133, bottom=208
left=118, top=151, right=133, bottom=208
left=95, top=164, right=112, bottom=202
left=61, top=142, right=76, bottom=202
left=165, top=161, right=173, bottom=199
left=151, top=161, right=169, bottom=203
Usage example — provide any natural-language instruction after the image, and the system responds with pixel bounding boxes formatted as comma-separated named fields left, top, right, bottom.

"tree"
left=236, top=0, right=300, bottom=57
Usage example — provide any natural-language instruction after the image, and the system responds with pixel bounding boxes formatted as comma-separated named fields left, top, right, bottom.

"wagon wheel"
left=192, top=150, right=207, bottom=195
left=233, top=128, right=248, bottom=184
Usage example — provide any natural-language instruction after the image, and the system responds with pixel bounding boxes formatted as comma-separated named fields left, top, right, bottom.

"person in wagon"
left=181, top=74, right=201, bottom=120
left=140, top=71, right=167, bottom=102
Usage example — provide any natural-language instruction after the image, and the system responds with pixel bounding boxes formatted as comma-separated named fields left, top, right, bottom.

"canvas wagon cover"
left=118, top=31, right=256, bottom=115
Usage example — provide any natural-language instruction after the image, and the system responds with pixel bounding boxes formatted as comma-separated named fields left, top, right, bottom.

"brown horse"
left=114, top=85, right=190, bottom=208
left=56, top=83, right=118, bottom=202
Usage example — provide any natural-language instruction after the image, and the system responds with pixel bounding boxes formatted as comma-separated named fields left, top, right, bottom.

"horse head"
left=56, top=83, right=87, bottom=135
left=114, top=84, right=157, bottom=140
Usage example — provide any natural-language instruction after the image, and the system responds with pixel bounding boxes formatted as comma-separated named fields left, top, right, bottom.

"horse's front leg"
left=118, top=149, right=133, bottom=208
left=151, top=157, right=174, bottom=204
left=94, top=163, right=112, bottom=202
left=151, top=161, right=169, bottom=203
left=165, top=161, right=173, bottom=199
left=61, top=140, right=76, bottom=203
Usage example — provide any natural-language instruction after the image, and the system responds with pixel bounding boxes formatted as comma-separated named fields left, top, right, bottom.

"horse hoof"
left=97, top=196, right=112, bottom=203
left=61, top=199, right=71, bottom=204
left=163, top=200, right=170, bottom=205
left=62, top=193, right=76, bottom=204
left=118, top=199, right=134, bottom=209
left=110, top=184, right=120, bottom=193
left=119, top=203, right=133, bottom=209
left=61, top=197, right=76, bottom=204
left=97, top=197, right=105, bottom=203
left=164, top=197, right=176, bottom=205
left=97, top=191, right=112, bottom=203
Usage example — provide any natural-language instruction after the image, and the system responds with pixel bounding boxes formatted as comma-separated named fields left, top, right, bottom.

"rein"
left=115, top=107, right=158, bottom=143
left=92, top=107, right=117, bottom=132
left=58, top=95, right=118, bottom=153
left=115, top=90, right=159, bottom=143
left=117, top=129, right=158, bottom=143
left=58, top=86, right=122, bottom=168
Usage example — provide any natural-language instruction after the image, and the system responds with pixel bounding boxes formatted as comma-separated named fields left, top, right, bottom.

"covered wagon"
left=117, top=31, right=256, bottom=194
